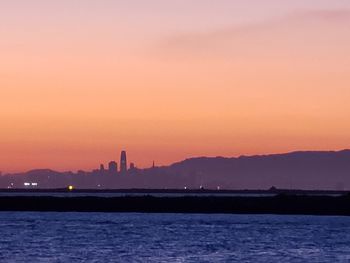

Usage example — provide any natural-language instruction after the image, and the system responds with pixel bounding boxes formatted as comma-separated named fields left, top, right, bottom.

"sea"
left=0, top=212, right=349, bottom=262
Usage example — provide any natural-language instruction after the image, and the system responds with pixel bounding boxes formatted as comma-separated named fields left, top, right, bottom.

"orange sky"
left=1, top=1, right=350, bottom=173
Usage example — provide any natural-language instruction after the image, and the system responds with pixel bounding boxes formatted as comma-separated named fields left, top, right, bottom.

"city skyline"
left=1, top=1, right=350, bottom=173
left=0, top=149, right=153, bottom=174
left=1, top=147, right=350, bottom=175
left=1, top=149, right=350, bottom=190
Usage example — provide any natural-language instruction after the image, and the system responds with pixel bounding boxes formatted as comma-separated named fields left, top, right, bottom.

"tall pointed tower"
left=120, top=150, right=127, bottom=173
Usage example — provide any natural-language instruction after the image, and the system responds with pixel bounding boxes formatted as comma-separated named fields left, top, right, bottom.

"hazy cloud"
left=160, top=9, right=350, bottom=54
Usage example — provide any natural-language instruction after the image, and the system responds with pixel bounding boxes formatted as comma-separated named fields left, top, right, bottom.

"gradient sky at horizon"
left=1, top=0, right=350, bottom=173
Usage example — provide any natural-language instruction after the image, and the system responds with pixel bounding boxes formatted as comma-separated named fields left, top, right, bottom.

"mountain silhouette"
left=159, top=150, right=350, bottom=190
left=1, top=150, right=350, bottom=190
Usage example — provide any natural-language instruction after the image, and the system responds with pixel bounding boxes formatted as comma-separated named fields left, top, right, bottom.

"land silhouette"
left=1, top=150, right=350, bottom=190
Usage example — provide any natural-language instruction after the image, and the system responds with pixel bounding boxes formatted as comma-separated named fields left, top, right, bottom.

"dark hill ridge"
left=25, top=169, right=62, bottom=176
left=171, top=150, right=350, bottom=167
left=164, top=150, right=350, bottom=190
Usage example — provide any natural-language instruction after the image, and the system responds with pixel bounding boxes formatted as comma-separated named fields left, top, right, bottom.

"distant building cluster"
left=0, top=150, right=160, bottom=189
left=0, top=149, right=349, bottom=190
left=94, top=150, right=137, bottom=176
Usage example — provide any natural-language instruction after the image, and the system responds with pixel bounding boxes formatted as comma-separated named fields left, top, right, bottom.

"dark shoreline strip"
left=0, top=195, right=350, bottom=215
left=0, top=189, right=348, bottom=195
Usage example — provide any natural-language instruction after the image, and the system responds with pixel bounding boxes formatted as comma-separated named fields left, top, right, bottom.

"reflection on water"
left=0, top=212, right=349, bottom=262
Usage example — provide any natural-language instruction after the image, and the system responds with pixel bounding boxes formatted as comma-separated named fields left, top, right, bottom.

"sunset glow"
left=1, top=0, right=350, bottom=172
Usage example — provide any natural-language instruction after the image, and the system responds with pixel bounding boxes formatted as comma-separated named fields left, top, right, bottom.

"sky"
left=1, top=0, right=350, bottom=173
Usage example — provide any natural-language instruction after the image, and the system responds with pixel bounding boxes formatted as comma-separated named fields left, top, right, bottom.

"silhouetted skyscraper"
left=120, top=150, right=127, bottom=173
left=130, top=163, right=135, bottom=170
left=99, top=164, right=105, bottom=175
left=108, top=161, right=118, bottom=175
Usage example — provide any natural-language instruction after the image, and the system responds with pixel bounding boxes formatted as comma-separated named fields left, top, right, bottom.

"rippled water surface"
left=0, top=212, right=349, bottom=262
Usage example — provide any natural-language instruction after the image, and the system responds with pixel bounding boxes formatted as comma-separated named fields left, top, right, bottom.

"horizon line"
left=3, top=148, right=350, bottom=175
